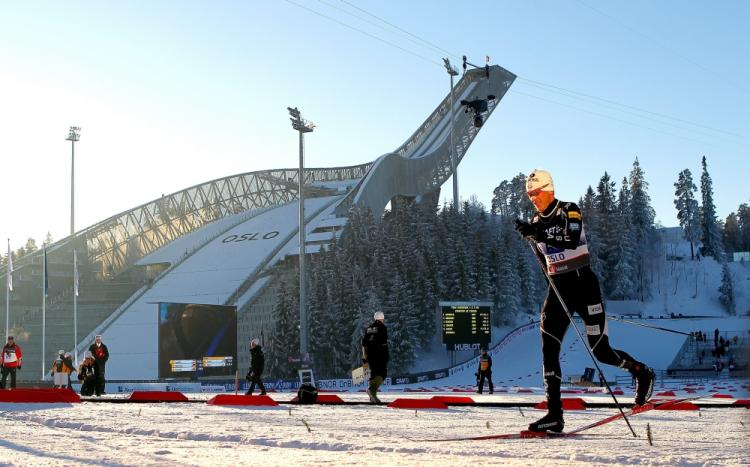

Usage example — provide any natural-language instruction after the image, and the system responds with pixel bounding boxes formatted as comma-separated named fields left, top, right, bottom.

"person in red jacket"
left=1, top=335, right=23, bottom=389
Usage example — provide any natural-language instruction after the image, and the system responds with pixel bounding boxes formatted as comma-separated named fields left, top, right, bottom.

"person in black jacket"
left=63, top=352, right=76, bottom=389
left=88, top=335, right=109, bottom=396
left=78, top=352, right=98, bottom=396
left=476, top=349, right=494, bottom=394
left=514, top=169, right=654, bottom=433
left=361, top=311, right=389, bottom=404
left=245, top=338, right=266, bottom=395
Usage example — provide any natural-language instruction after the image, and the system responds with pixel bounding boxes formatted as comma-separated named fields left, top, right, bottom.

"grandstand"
left=1, top=65, right=516, bottom=381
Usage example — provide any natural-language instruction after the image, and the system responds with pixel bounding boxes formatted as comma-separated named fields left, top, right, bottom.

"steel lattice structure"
left=79, top=164, right=371, bottom=278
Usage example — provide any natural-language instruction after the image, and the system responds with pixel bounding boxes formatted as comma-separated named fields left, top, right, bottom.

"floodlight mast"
left=443, top=58, right=459, bottom=210
left=287, top=107, right=314, bottom=356
left=65, top=126, right=81, bottom=236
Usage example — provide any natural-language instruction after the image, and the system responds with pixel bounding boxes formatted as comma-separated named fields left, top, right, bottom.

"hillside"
left=410, top=229, right=750, bottom=376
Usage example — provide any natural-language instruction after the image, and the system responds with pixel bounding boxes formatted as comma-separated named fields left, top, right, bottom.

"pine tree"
left=493, top=222, right=523, bottom=323
left=43, top=232, right=54, bottom=248
left=594, top=172, right=618, bottom=295
left=718, top=263, right=736, bottom=315
left=268, top=275, right=300, bottom=378
left=673, top=169, right=701, bottom=259
left=629, top=158, right=657, bottom=300
left=610, top=178, right=637, bottom=300
left=722, top=213, right=740, bottom=256
left=580, top=185, right=605, bottom=281
left=737, top=202, right=750, bottom=252
left=350, top=288, right=381, bottom=368
left=699, top=156, right=723, bottom=260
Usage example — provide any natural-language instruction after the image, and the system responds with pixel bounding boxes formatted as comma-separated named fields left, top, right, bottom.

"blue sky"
left=1, top=1, right=748, bottom=250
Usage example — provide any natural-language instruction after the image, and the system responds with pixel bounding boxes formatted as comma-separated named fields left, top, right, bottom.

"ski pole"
left=526, top=240, right=637, bottom=438
left=607, top=316, right=691, bottom=336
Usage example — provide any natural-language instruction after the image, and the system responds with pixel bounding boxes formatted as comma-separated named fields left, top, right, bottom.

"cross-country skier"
left=361, top=311, right=389, bottom=404
left=514, top=169, right=655, bottom=433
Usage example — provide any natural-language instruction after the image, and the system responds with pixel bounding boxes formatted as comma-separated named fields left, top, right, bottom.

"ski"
left=413, top=397, right=696, bottom=442
left=568, top=395, right=705, bottom=435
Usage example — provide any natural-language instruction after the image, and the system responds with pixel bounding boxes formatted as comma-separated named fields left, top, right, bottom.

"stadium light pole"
left=288, top=107, right=315, bottom=356
left=443, top=58, right=459, bottom=210
left=66, top=126, right=81, bottom=235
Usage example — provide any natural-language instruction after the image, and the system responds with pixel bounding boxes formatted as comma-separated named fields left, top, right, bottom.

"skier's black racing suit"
left=529, top=199, right=646, bottom=413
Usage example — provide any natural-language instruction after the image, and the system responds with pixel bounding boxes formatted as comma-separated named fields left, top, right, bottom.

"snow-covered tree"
left=594, top=172, right=619, bottom=294
left=722, top=213, right=740, bottom=256
left=673, top=169, right=701, bottom=259
left=610, top=178, right=637, bottom=300
left=699, top=156, right=723, bottom=260
left=738, top=202, right=750, bottom=252
left=629, top=158, right=657, bottom=300
left=268, top=275, right=300, bottom=378
left=493, top=222, right=524, bottom=323
left=718, top=263, right=736, bottom=315
left=491, top=173, right=533, bottom=219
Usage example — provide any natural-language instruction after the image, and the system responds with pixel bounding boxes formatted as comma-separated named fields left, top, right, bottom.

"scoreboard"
left=440, top=301, right=492, bottom=350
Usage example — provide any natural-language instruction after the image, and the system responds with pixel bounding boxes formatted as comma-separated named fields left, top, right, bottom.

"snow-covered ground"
left=1, top=384, right=748, bottom=466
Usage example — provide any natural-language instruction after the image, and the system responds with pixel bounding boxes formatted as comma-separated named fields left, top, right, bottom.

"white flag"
left=6, top=239, right=12, bottom=292
left=73, top=250, right=79, bottom=297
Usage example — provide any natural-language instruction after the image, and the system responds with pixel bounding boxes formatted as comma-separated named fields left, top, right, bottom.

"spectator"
left=78, top=352, right=98, bottom=396
left=245, top=338, right=266, bottom=395
left=63, top=352, right=76, bottom=389
left=50, top=350, right=75, bottom=389
left=714, top=328, right=720, bottom=347
left=1, top=336, right=22, bottom=389
left=476, top=349, right=494, bottom=394
left=361, top=311, right=389, bottom=404
left=88, top=335, right=109, bottom=396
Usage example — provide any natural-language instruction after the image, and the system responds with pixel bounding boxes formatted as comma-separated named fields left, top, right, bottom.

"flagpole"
left=42, top=247, right=47, bottom=380
left=73, top=250, right=78, bottom=367
left=5, top=239, right=11, bottom=341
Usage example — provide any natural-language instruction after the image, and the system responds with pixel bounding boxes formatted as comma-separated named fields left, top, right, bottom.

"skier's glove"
left=514, top=219, right=537, bottom=239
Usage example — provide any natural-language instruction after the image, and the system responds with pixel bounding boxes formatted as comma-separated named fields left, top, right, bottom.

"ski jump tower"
left=336, top=64, right=516, bottom=216
left=2, top=63, right=516, bottom=381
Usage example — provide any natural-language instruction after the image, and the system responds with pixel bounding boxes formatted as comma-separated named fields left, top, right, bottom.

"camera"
left=460, top=94, right=496, bottom=128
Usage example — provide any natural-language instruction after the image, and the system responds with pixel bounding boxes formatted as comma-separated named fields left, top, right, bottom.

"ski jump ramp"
left=4, top=65, right=516, bottom=380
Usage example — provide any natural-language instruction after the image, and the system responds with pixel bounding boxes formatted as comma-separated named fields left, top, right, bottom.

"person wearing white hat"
left=50, top=349, right=74, bottom=388
left=514, top=169, right=654, bottom=433
left=361, top=311, right=389, bottom=403
left=88, top=335, right=109, bottom=396
left=77, top=352, right=98, bottom=396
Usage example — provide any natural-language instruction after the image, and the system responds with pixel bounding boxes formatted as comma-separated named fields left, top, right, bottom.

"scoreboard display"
left=440, top=301, right=492, bottom=350
left=158, top=302, right=237, bottom=379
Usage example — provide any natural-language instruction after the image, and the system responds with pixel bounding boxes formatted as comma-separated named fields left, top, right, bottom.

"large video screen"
left=440, top=301, right=492, bottom=351
left=158, top=302, right=237, bottom=379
